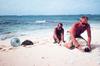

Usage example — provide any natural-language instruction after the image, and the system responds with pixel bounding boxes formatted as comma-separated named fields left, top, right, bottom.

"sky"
left=0, top=0, right=100, bottom=15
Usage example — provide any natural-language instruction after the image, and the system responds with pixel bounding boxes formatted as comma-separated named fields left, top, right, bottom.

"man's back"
left=70, top=22, right=90, bottom=37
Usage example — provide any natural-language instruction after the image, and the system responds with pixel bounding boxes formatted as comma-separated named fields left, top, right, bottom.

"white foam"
left=35, top=20, right=47, bottom=23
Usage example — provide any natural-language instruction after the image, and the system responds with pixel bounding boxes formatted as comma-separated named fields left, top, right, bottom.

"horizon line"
left=0, top=14, right=100, bottom=16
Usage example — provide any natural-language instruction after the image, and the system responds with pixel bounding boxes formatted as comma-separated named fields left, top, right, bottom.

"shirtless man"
left=53, top=23, right=65, bottom=45
left=65, top=16, right=91, bottom=50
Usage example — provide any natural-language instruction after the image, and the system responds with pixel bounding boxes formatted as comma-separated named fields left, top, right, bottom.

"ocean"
left=0, top=15, right=100, bottom=40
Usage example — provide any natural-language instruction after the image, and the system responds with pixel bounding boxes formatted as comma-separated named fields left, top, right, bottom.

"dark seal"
left=21, top=40, right=34, bottom=46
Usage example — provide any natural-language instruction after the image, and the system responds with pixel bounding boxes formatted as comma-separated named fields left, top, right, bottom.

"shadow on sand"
left=91, top=44, right=100, bottom=50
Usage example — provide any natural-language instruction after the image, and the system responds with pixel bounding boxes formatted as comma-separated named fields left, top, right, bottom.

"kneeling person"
left=53, top=23, right=65, bottom=45
left=65, top=16, right=91, bottom=52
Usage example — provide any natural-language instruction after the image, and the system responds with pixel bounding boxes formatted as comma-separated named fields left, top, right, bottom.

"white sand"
left=0, top=28, right=100, bottom=66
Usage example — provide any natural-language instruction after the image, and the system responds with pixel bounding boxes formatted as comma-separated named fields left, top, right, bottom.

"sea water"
left=0, top=15, right=100, bottom=40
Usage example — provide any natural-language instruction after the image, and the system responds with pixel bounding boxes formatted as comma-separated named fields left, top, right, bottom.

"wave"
left=35, top=20, right=47, bottom=23
left=0, top=32, right=15, bottom=40
left=0, top=32, right=26, bottom=40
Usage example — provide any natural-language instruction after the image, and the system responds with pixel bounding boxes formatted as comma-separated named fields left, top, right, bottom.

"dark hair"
left=81, top=16, right=88, bottom=20
left=58, top=23, right=63, bottom=26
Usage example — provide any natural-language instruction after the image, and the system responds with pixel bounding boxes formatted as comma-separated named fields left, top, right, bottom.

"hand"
left=56, top=39, right=60, bottom=44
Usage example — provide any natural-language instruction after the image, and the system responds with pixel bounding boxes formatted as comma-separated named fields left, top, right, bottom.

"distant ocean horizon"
left=0, top=15, right=100, bottom=40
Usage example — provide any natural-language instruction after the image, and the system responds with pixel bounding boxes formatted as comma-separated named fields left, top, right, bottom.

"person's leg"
left=53, top=36, right=57, bottom=43
left=58, top=37, right=61, bottom=43
left=53, top=35, right=61, bottom=44
left=58, top=37, right=62, bottom=46
left=65, top=40, right=75, bottom=49
left=65, top=40, right=72, bottom=48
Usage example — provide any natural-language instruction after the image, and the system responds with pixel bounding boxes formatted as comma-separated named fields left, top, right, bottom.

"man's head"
left=57, top=23, right=63, bottom=28
left=80, top=16, right=88, bottom=26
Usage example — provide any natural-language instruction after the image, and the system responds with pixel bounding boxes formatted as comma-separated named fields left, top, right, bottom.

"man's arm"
left=54, top=28, right=60, bottom=43
left=87, top=25, right=91, bottom=49
left=70, top=23, right=80, bottom=48
left=61, top=29, right=65, bottom=42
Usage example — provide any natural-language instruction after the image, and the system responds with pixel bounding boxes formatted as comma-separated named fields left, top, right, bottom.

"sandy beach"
left=0, top=28, right=100, bottom=66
